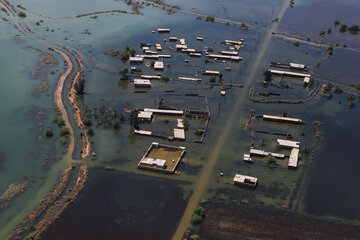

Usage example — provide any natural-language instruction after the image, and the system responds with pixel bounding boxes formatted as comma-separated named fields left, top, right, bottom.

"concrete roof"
left=174, top=128, right=185, bottom=140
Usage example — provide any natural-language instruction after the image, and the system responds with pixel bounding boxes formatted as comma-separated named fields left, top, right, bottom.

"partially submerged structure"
left=277, top=139, right=300, bottom=169
left=233, top=174, right=258, bottom=188
left=138, top=142, right=185, bottom=173
left=134, top=79, right=151, bottom=88
left=202, top=70, right=220, bottom=76
left=262, top=114, right=303, bottom=124
left=154, top=61, right=164, bottom=70
left=269, top=61, right=309, bottom=71
left=138, top=111, right=153, bottom=121
left=129, top=56, right=144, bottom=64
left=157, top=28, right=170, bottom=33
left=268, top=69, right=311, bottom=85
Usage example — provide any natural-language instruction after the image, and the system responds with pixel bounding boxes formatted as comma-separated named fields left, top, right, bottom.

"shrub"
left=206, top=16, right=215, bottom=22
left=340, top=24, right=347, bottom=32
left=53, top=116, right=65, bottom=126
left=59, top=127, right=69, bottom=136
left=82, top=117, right=92, bottom=127
left=209, top=76, right=216, bottom=83
left=319, top=30, right=326, bottom=36
left=112, top=118, right=121, bottom=129
left=263, top=70, right=272, bottom=81
left=195, top=129, right=203, bottom=135
left=334, top=20, right=340, bottom=26
left=194, top=206, right=205, bottom=217
left=18, top=11, right=26, bottom=18
left=87, top=128, right=94, bottom=136
left=349, top=25, right=359, bottom=32
left=293, top=41, right=300, bottom=47
left=27, top=224, right=36, bottom=232
left=45, top=129, right=53, bottom=137
left=191, top=214, right=203, bottom=225
left=190, top=234, right=200, bottom=240
left=161, top=75, right=169, bottom=82
left=60, top=136, right=67, bottom=145
left=74, top=78, right=85, bottom=95
left=182, top=118, right=189, bottom=131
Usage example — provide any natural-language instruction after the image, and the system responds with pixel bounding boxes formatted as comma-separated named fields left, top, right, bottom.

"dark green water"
left=42, top=168, right=190, bottom=240
left=0, top=0, right=360, bottom=239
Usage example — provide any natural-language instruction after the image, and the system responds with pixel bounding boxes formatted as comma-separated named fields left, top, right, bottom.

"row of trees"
left=84, top=105, right=125, bottom=129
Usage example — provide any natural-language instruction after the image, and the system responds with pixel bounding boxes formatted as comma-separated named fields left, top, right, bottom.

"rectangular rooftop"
left=143, top=108, right=184, bottom=115
left=289, top=148, right=299, bottom=168
left=134, top=79, right=151, bottom=88
left=233, top=174, right=258, bottom=188
left=138, top=142, right=185, bottom=173
left=262, top=114, right=303, bottom=124
left=277, top=139, right=300, bottom=149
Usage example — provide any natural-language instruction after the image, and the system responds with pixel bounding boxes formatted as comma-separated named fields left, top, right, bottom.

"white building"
left=134, top=79, right=151, bottom=88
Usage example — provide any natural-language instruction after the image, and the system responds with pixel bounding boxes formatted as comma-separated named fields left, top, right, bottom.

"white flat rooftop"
left=202, top=70, right=220, bottom=75
left=174, top=128, right=185, bottom=140
left=143, top=108, right=184, bottom=115
left=141, top=157, right=166, bottom=167
left=263, top=114, right=303, bottom=123
left=141, top=75, right=161, bottom=79
left=220, top=51, right=239, bottom=56
left=138, top=111, right=153, bottom=119
left=154, top=61, right=164, bottom=69
left=233, top=174, right=258, bottom=186
left=134, top=129, right=152, bottom=135
left=129, top=57, right=143, bottom=62
left=176, top=44, right=188, bottom=49
left=177, top=119, right=184, bottom=128
left=250, top=148, right=268, bottom=156
left=134, top=79, right=151, bottom=86
left=277, top=139, right=300, bottom=149
left=289, top=148, right=299, bottom=168
left=290, top=62, right=305, bottom=69
left=269, top=69, right=311, bottom=78
left=158, top=28, right=170, bottom=32
left=178, top=77, right=202, bottom=81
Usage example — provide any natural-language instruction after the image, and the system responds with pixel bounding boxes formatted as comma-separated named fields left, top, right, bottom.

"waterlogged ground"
left=0, top=0, right=359, bottom=239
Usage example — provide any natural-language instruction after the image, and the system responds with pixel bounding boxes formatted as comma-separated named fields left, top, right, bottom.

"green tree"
left=113, top=118, right=122, bottom=129
left=59, top=127, right=69, bottom=136
left=263, top=70, right=272, bottom=81
left=191, top=214, right=203, bottom=225
left=161, top=75, right=170, bottom=82
left=218, top=73, right=223, bottom=81
left=75, top=78, right=85, bottom=95
left=18, top=11, right=26, bottom=18
left=194, top=206, right=205, bottom=217
left=334, top=20, right=340, bottom=26
left=53, top=116, right=65, bottom=126
left=340, top=24, right=347, bottom=32
left=349, top=25, right=359, bottom=32
left=119, top=67, right=129, bottom=80
left=82, top=117, right=92, bottom=127
left=129, top=109, right=139, bottom=129
left=45, top=129, right=53, bottom=137
left=206, top=16, right=215, bottom=22
left=87, top=128, right=94, bottom=136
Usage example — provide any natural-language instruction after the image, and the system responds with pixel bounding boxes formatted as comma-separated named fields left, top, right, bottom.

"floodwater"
left=42, top=168, right=189, bottom=240
left=0, top=0, right=360, bottom=239
left=304, top=109, right=360, bottom=220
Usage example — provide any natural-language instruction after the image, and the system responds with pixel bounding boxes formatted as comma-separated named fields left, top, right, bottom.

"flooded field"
left=0, top=0, right=359, bottom=239
left=42, top=168, right=190, bottom=240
